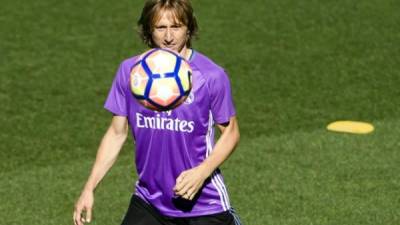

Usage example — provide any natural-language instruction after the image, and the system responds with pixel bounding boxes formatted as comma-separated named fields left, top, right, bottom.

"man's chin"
left=163, top=46, right=178, bottom=52
left=161, top=46, right=185, bottom=55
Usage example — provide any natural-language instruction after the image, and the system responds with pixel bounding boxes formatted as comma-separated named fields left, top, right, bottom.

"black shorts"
left=120, top=195, right=243, bottom=225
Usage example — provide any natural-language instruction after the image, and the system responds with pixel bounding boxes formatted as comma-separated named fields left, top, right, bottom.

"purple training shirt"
left=104, top=50, right=236, bottom=217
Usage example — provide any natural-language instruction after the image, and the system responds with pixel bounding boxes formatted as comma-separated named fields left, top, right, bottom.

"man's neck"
left=179, top=47, right=192, bottom=61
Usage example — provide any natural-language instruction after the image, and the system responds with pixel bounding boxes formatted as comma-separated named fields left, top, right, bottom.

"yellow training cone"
left=327, top=121, right=374, bottom=134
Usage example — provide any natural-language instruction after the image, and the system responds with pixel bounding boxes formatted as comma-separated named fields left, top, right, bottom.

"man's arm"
left=173, top=116, right=240, bottom=200
left=73, top=116, right=128, bottom=225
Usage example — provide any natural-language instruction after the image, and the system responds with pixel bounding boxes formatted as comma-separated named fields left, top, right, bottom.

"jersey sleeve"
left=209, top=69, right=236, bottom=124
left=104, top=62, right=129, bottom=116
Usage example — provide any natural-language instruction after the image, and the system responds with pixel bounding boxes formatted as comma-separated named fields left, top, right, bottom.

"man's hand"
left=73, top=190, right=94, bottom=225
left=173, top=166, right=210, bottom=200
left=173, top=117, right=239, bottom=201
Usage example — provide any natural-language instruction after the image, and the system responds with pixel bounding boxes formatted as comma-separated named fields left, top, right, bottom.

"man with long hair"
left=73, top=1, right=242, bottom=224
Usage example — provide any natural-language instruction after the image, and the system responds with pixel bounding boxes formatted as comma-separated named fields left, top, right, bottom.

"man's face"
left=152, top=9, right=188, bottom=55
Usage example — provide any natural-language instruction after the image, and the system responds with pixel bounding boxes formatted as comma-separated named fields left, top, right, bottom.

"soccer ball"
left=130, top=48, right=192, bottom=111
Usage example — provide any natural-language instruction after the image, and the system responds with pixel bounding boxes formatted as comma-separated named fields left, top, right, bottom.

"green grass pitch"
left=1, top=0, right=400, bottom=224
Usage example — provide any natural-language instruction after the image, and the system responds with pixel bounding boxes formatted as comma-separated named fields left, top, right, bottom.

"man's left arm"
left=173, top=116, right=240, bottom=200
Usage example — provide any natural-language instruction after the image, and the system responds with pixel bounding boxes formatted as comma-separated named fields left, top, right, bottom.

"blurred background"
left=1, top=0, right=399, bottom=224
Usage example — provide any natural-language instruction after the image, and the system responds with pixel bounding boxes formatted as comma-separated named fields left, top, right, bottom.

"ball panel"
left=130, top=64, right=150, bottom=97
left=177, top=61, right=192, bottom=92
left=139, top=99, right=159, bottom=111
left=149, top=78, right=180, bottom=107
left=145, top=50, right=177, bottom=76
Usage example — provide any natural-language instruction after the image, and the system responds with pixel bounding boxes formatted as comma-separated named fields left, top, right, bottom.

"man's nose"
left=164, top=29, right=174, bottom=42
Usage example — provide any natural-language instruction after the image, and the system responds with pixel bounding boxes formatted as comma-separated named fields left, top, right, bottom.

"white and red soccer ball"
left=130, top=48, right=192, bottom=111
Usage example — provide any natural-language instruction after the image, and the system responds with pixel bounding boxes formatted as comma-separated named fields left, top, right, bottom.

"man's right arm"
left=73, top=115, right=129, bottom=225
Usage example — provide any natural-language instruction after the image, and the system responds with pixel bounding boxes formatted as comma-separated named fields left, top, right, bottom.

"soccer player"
left=73, top=0, right=242, bottom=224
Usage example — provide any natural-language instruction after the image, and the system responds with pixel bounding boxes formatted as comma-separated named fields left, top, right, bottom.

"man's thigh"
left=188, top=211, right=236, bottom=225
left=120, top=195, right=164, bottom=225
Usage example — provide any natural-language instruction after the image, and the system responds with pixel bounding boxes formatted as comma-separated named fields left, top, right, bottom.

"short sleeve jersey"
left=104, top=50, right=236, bottom=217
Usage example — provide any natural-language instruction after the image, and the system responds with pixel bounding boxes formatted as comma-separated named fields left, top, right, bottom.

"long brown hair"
left=138, top=0, right=198, bottom=48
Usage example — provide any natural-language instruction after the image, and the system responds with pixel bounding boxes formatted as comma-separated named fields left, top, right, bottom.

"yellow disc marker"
left=327, top=121, right=374, bottom=134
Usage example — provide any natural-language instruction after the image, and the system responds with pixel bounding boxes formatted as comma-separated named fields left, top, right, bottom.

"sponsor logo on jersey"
left=136, top=112, right=194, bottom=133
